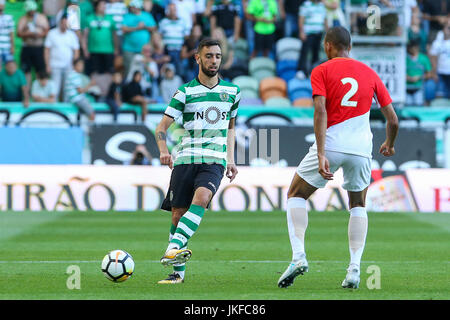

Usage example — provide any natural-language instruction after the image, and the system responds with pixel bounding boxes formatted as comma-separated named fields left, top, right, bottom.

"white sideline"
left=0, top=260, right=447, bottom=264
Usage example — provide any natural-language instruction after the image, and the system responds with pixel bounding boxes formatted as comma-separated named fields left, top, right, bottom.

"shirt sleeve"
left=373, top=73, right=392, bottom=108
left=230, top=87, right=240, bottom=118
left=310, top=66, right=326, bottom=98
left=165, top=86, right=185, bottom=119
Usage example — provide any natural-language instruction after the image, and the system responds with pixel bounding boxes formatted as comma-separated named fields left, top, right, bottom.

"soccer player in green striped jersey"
left=155, top=38, right=240, bottom=284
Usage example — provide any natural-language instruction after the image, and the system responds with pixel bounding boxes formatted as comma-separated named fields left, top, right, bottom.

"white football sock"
left=348, top=207, right=368, bottom=269
left=286, top=197, right=308, bottom=262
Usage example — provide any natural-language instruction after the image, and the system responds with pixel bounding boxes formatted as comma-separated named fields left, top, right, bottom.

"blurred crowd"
left=0, top=0, right=448, bottom=121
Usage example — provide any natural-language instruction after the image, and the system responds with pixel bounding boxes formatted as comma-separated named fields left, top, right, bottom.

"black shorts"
left=255, top=32, right=275, bottom=53
left=161, top=163, right=225, bottom=211
left=20, top=46, right=46, bottom=73
left=88, top=53, right=115, bottom=75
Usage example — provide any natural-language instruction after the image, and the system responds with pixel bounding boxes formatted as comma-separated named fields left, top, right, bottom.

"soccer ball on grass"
left=101, top=250, right=135, bottom=282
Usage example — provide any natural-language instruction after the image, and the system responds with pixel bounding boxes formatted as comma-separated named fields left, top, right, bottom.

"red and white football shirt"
left=310, top=57, right=392, bottom=158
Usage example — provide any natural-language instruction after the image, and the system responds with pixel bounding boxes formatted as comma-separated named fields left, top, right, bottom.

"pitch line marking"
left=0, top=260, right=448, bottom=264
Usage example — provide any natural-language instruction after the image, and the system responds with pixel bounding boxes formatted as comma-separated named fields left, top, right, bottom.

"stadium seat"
left=232, top=76, right=259, bottom=99
left=240, top=97, right=263, bottom=105
left=276, top=60, right=298, bottom=82
left=430, top=98, right=450, bottom=107
left=233, top=38, right=249, bottom=62
left=293, top=98, right=313, bottom=107
left=288, top=78, right=313, bottom=101
left=259, top=77, right=287, bottom=102
left=249, top=57, right=276, bottom=83
left=276, top=37, right=302, bottom=61
left=264, top=96, right=292, bottom=107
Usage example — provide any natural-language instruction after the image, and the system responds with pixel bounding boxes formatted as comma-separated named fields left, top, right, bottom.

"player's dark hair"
left=197, top=38, right=221, bottom=54
left=324, top=26, right=352, bottom=51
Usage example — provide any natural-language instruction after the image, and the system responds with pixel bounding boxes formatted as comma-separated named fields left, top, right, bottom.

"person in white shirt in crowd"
left=0, top=0, right=15, bottom=68
left=159, top=3, right=190, bottom=76
left=31, top=71, right=57, bottom=103
left=429, top=18, right=450, bottom=99
left=44, top=14, right=80, bottom=101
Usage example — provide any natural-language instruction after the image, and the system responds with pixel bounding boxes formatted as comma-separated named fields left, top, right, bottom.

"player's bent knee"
left=191, top=187, right=213, bottom=208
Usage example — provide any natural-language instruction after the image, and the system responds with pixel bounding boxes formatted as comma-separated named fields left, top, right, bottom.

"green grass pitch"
left=0, top=210, right=448, bottom=300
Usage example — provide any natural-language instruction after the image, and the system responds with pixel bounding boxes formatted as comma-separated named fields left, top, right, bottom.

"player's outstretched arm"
left=226, top=118, right=238, bottom=182
left=379, top=104, right=399, bottom=157
left=156, top=114, right=175, bottom=169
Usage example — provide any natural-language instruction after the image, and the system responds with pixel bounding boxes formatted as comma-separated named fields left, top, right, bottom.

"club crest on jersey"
left=219, top=91, right=229, bottom=102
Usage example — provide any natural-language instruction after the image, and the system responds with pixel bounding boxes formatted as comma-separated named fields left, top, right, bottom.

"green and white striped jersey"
left=164, top=77, right=241, bottom=167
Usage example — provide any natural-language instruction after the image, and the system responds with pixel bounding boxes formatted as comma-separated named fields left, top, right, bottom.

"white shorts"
left=296, top=148, right=371, bottom=192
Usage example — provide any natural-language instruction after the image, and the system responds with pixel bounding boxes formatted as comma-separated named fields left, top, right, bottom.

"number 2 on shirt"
left=340, top=77, right=358, bottom=107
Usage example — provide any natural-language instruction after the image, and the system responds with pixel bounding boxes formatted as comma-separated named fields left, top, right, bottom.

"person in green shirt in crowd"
left=0, top=56, right=29, bottom=107
left=406, top=40, right=433, bottom=106
left=82, top=0, right=118, bottom=75
left=246, top=0, right=278, bottom=58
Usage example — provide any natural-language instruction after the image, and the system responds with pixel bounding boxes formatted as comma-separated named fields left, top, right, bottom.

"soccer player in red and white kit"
left=278, top=26, right=399, bottom=289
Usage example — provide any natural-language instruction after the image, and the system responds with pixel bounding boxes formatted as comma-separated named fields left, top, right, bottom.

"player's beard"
left=199, top=59, right=219, bottom=78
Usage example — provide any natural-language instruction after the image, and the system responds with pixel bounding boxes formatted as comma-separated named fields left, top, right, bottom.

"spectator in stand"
left=121, top=70, right=149, bottom=122
left=210, top=0, right=242, bottom=42
left=56, top=0, right=93, bottom=48
left=406, top=40, right=433, bottom=106
left=172, top=0, right=197, bottom=31
left=126, top=43, right=159, bottom=100
left=31, top=71, right=57, bottom=103
left=43, top=0, right=66, bottom=29
left=429, top=18, right=450, bottom=99
left=282, top=0, right=303, bottom=37
left=180, top=24, right=203, bottom=81
left=17, top=0, right=50, bottom=89
left=106, top=0, right=127, bottom=41
left=82, top=0, right=118, bottom=76
left=297, top=0, right=327, bottom=76
left=64, top=58, right=96, bottom=121
left=374, top=0, right=419, bottom=35
left=211, top=27, right=235, bottom=80
left=324, top=0, right=345, bottom=27
left=246, top=0, right=279, bottom=58
left=194, top=0, right=208, bottom=33
left=151, top=31, right=171, bottom=76
left=160, top=63, right=183, bottom=104
left=239, top=0, right=255, bottom=55
left=159, top=3, right=190, bottom=76
left=122, top=0, right=157, bottom=76
left=0, top=0, right=15, bottom=68
left=105, top=70, right=123, bottom=121
left=408, top=11, right=428, bottom=53
left=422, top=0, right=450, bottom=44
left=127, top=144, right=154, bottom=165
left=143, top=0, right=166, bottom=24
left=44, top=14, right=80, bottom=101
left=0, top=56, right=29, bottom=107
